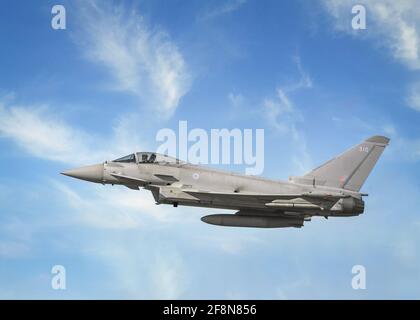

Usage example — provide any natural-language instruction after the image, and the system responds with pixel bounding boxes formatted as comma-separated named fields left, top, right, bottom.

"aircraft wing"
left=182, top=190, right=348, bottom=203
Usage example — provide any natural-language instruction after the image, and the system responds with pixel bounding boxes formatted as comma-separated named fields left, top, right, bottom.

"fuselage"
left=61, top=135, right=390, bottom=228
left=64, top=152, right=364, bottom=218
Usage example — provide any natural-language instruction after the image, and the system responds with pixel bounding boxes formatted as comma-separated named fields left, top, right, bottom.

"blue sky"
left=0, top=0, right=420, bottom=299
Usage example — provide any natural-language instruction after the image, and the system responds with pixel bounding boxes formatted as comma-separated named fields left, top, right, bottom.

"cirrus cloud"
left=0, top=100, right=145, bottom=165
left=76, top=1, right=192, bottom=118
left=322, top=0, right=420, bottom=70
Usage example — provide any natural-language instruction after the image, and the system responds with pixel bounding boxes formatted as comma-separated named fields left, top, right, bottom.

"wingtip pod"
left=366, top=135, right=390, bottom=145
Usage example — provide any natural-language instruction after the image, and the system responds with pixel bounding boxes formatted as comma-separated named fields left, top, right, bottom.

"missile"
left=265, top=202, right=322, bottom=210
left=201, top=214, right=303, bottom=228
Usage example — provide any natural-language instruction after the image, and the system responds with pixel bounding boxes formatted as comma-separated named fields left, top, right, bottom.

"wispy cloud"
left=228, top=92, right=245, bottom=110
left=0, top=241, right=30, bottom=258
left=322, top=1, right=420, bottom=114
left=263, top=57, right=312, bottom=139
left=331, top=115, right=374, bottom=131
left=51, top=180, right=191, bottom=298
left=284, top=56, right=313, bottom=91
left=0, top=103, right=97, bottom=164
left=322, top=0, right=420, bottom=70
left=262, top=57, right=313, bottom=173
left=381, top=124, right=420, bottom=162
left=76, top=1, right=192, bottom=118
left=199, top=0, right=247, bottom=21
left=406, top=82, right=420, bottom=112
left=196, top=232, right=265, bottom=255
left=52, top=180, right=187, bottom=228
left=151, top=252, right=188, bottom=299
left=53, top=181, right=145, bottom=229
left=78, top=228, right=189, bottom=298
left=0, top=100, right=145, bottom=165
left=263, top=89, right=302, bottom=136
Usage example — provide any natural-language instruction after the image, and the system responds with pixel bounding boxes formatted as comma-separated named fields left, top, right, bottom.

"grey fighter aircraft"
left=61, top=135, right=389, bottom=228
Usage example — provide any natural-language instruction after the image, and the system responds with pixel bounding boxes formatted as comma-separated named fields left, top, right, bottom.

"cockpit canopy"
left=113, top=153, right=136, bottom=163
left=112, top=152, right=185, bottom=165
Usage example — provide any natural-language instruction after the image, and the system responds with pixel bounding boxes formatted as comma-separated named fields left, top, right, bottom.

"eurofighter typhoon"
left=61, top=136, right=389, bottom=228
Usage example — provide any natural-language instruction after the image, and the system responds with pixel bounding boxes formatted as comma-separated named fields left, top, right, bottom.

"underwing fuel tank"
left=201, top=214, right=303, bottom=228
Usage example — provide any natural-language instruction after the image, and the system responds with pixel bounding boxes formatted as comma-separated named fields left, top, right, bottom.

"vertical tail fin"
left=299, top=136, right=389, bottom=192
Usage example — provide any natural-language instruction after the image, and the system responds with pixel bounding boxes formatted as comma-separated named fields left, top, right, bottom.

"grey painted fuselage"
left=61, top=136, right=389, bottom=228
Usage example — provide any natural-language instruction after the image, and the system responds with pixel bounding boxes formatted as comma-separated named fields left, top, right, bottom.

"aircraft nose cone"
left=61, top=164, right=104, bottom=183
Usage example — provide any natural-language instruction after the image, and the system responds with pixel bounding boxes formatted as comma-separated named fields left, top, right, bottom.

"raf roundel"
left=192, top=173, right=200, bottom=180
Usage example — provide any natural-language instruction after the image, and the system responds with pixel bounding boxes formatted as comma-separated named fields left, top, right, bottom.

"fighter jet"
left=61, top=136, right=389, bottom=228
